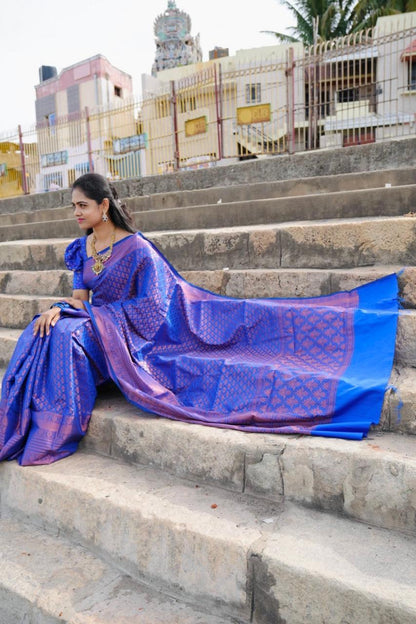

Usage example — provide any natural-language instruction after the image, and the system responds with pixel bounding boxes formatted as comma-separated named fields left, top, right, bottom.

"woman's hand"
left=62, top=297, right=86, bottom=310
left=33, top=298, right=86, bottom=338
left=33, top=308, right=61, bottom=338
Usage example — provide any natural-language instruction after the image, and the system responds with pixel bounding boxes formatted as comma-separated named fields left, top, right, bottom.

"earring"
left=102, top=212, right=109, bottom=222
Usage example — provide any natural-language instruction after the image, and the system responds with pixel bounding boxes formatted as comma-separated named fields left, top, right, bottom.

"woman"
left=0, top=173, right=399, bottom=465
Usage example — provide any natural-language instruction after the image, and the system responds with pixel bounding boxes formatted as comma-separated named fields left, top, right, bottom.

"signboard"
left=237, top=103, right=271, bottom=125
left=113, top=134, right=147, bottom=154
left=41, top=150, right=68, bottom=168
left=185, top=116, right=207, bottom=137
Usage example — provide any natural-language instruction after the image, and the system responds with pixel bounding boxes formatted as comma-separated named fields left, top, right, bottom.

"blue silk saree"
left=0, top=232, right=398, bottom=465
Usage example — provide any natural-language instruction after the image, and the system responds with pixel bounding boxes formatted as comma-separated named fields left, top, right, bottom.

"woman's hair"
left=72, top=173, right=136, bottom=234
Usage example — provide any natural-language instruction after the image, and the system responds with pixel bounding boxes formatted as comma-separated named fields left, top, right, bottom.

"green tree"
left=352, top=0, right=416, bottom=30
left=263, top=0, right=358, bottom=44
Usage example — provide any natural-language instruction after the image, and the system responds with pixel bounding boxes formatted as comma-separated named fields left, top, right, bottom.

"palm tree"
left=263, top=0, right=358, bottom=44
left=352, top=0, right=416, bottom=30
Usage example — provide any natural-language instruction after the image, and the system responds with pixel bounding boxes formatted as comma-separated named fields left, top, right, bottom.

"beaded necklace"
left=90, top=229, right=116, bottom=275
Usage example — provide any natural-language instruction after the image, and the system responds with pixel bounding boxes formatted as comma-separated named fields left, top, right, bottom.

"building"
left=142, top=40, right=302, bottom=174
left=141, top=12, right=416, bottom=173
left=318, top=12, right=416, bottom=148
left=209, top=47, right=229, bottom=60
left=152, top=0, right=202, bottom=76
left=34, top=54, right=135, bottom=191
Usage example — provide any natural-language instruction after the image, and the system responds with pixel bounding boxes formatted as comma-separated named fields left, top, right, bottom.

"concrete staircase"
left=1, top=161, right=416, bottom=623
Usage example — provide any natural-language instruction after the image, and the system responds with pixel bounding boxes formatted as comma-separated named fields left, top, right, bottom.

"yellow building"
left=0, top=140, right=39, bottom=198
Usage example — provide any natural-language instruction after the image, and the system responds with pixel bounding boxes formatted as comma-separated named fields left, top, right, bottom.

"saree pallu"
left=0, top=232, right=398, bottom=465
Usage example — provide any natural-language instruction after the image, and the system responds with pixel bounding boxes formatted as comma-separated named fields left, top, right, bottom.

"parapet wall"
left=1, top=136, right=416, bottom=215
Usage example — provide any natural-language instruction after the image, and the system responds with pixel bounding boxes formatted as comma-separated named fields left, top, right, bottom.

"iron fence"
left=1, top=18, right=415, bottom=198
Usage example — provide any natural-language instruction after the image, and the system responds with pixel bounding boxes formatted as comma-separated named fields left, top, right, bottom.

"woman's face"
left=72, top=187, right=107, bottom=230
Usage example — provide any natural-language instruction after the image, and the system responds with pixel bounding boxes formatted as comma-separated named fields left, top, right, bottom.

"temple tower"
left=152, top=1, right=203, bottom=76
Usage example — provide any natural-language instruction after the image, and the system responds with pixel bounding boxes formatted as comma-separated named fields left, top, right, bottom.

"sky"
left=0, top=0, right=294, bottom=134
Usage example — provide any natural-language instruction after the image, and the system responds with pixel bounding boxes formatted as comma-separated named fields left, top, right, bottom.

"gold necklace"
left=91, top=229, right=116, bottom=275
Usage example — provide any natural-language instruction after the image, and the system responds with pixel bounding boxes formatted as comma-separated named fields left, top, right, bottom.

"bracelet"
left=50, top=301, right=71, bottom=310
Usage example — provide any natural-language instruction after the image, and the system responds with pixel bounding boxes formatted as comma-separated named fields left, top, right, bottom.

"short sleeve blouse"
left=64, top=238, right=87, bottom=290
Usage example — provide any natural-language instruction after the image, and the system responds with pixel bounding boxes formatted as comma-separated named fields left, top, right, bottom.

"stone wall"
left=1, top=136, right=415, bottom=215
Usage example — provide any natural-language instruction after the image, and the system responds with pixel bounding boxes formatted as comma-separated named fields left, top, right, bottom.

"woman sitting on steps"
left=0, top=173, right=399, bottom=465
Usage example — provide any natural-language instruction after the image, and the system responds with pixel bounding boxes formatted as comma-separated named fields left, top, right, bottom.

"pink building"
left=34, top=55, right=136, bottom=191
left=35, top=54, right=133, bottom=124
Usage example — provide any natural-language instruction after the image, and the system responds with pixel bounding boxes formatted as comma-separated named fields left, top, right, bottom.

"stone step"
left=0, top=216, right=415, bottom=272
left=1, top=205, right=73, bottom=226
left=0, top=238, right=70, bottom=271
left=0, top=269, right=72, bottom=296
left=133, top=185, right=416, bottom=234
left=1, top=453, right=416, bottom=623
left=150, top=216, right=416, bottom=271
left=0, top=364, right=411, bottom=518
left=0, top=295, right=57, bottom=329
left=0, top=515, right=233, bottom=624
left=125, top=167, right=416, bottom=212
left=1, top=168, right=413, bottom=228
left=1, top=137, right=416, bottom=218
left=0, top=185, right=415, bottom=242
left=183, top=265, right=416, bottom=308
left=84, top=381, right=416, bottom=534
left=0, top=218, right=80, bottom=242
left=0, top=265, right=415, bottom=310
left=0, top=327, right=22, bottom=366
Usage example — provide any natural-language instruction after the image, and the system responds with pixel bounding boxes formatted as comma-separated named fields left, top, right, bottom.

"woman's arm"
left=69, top=288, right=90, bottom=306
left=33, top=289, right=90, bottom=337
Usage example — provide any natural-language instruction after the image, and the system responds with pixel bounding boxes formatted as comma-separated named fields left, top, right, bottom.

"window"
left=114, top=85, right=122, bottom=97
left=408, top=60, right=416, bottom=90
left=156, top=97, right=170, bottom=118
left=67, top=84, right=80, bottom=114
left=178, top=95, right=197, bottom=113
left=245, top=83, right=261, bottom=104
left=337, top=87, right=359, bottom=103
left=46, top=113, right=56, bottom=136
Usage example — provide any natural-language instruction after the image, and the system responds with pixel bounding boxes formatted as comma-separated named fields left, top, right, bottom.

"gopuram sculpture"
left=152, top=0, right=203, bottom=75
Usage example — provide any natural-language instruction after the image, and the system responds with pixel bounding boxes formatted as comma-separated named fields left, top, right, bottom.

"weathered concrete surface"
left=133, top=185, right=416, bottom=233
left=0, top=239, right=70, bottom=271
left=0, top=294, right=56, bottom=329
left=1, top=167, right=414, bottom=230
left=0, top=516, right=234, bottom=624
left=250, top=503, right=416, bottom=624
left=1, top=457, right=416, bottom=624
left=0, top=327, right=21, bottom=366
left=83, top=394, right=416, bottom=533
left=0, top=216, right=414, bottom=273
left=396, top=309, right=416, bottom=367
left=1, top=205, right=73, bottom=226
left=125, top=167, right=416, bottom=212
left=0, top=269, right=72, bottom=297
left=1, top=184, right=415, bottom=241
left=387, top=366, right=416, bottom=435
left=0, top=454, right=264, bottom=618
left=2, top=265, right=414, bottom=306
left=0, top=147, right=415, bottom=623
left=184, top=266, right=416, bottom=307
left=148, top=217, right=416, bottom=271
left=1, top=137, right=416, bottom=214
left=0, top=218, right=80, bottom=242
left=83, top=395, right=286, bottom=498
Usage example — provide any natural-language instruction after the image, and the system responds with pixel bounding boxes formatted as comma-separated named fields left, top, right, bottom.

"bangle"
left=50, top=301, right=71, bottom=310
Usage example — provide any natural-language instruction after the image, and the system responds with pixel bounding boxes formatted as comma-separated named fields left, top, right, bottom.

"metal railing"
left=1, top=18, right=415, bottom=197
